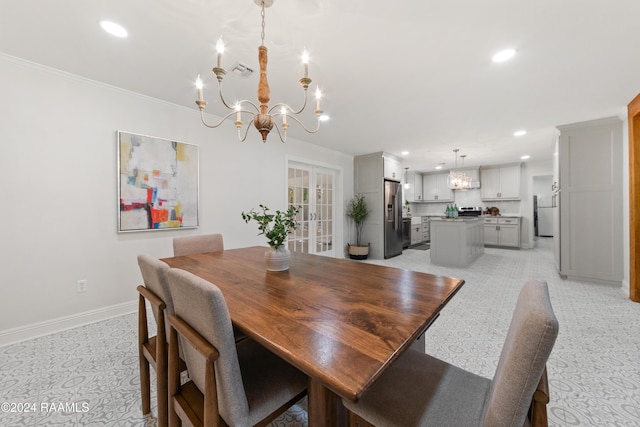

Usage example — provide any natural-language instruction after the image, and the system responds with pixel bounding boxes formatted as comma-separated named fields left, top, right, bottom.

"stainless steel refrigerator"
left=534, top=194, right=555, bottom=237
left=384, top=180, right=403, bottom=258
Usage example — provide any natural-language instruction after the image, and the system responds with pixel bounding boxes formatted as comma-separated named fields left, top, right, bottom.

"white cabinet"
left=483, top=219, right=499, bottom=245
left=430, top=219, right=484, bottom=267
left=404, top=171, right=423, bottom=202
left=556, top=117, right=622, bottom=283
left=422, top=216, right=430, bottom=242
left=384, top=156, right=403, bottom=181
left=410, top=224, right=422, bottom=245
left=410, top=216, right=423, bottom=245
left=498, top=218, right=521, bottom=247
left=422, top=172, right=453, bottom=202
left=483, top=217, right=520, bottom=248
left=480, top=164, right=521, bottom=200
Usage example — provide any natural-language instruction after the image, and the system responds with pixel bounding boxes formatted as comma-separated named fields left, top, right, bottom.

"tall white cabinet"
left=556, top=117, right=623, bottom=283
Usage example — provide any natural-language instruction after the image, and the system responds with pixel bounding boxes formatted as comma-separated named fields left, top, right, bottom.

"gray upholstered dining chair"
left=137, top=254, right=176, bottom=427
left=166, top=267, right=308, bottom=427
left=342, top=279, right=559, bottom=427
left=171, top=233, right=247, bottom=344
left=172, top=233, right=224, bottom=256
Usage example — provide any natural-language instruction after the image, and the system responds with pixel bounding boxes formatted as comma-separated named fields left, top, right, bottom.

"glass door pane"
left=314, top=170, right=334, bottom=256
left=287, top=163, right=336, bottom=256
left=288, top=166, right=310, bottom=254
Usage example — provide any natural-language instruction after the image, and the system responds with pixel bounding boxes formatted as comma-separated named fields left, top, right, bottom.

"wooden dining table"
left=161, top=246, right=464, bottom=426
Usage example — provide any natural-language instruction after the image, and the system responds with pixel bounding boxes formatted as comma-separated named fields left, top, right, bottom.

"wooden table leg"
left=308, top=378, right=346, bottom=427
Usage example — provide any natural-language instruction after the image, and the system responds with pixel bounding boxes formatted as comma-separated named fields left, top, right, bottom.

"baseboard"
left=0, top=300, right=137, bottom=348
left=621, top=279, right=630, bottom=298
left=562, top=274, right=623, bottom=287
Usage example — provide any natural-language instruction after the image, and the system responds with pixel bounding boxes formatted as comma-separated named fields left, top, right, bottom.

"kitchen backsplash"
left=407, top=189, right=522, bottom=216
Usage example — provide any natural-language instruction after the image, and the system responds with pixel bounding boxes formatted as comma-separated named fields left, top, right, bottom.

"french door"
left=287, top=163, right=336, bottom=256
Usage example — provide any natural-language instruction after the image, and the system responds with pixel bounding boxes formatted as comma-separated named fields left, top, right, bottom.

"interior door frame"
left=286, top=155, right=344, bottom=258
left=628, top=93, right=640, bottom=302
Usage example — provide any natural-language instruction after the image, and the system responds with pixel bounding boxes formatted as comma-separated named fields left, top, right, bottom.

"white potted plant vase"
left=264, top=245, right=291, bottom=271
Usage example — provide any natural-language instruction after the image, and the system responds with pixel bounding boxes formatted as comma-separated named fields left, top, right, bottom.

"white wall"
left=0, top=54, right=353, bottom=342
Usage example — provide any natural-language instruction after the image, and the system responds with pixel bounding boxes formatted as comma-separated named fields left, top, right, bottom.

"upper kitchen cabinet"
left=383, top=156, right=403, bottom=181
left=404, top=170, right=423, bottom=202
left=480, top=164, right=521, bottom=200
left=422, top=172, right=453, bottom=202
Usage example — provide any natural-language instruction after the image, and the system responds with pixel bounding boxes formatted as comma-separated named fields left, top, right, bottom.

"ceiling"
left=2, top=0, right=639, bottom=172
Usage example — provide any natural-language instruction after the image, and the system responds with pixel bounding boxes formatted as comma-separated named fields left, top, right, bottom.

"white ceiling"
left=2, top=0, right=639, bottom=171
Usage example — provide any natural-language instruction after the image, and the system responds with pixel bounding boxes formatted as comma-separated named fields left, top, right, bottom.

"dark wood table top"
left=161, top=246, right=464, bottom=405
left=163, top=247, right=464, bottom=426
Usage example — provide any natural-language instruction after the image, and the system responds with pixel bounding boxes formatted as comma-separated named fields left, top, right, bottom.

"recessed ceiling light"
left=513, top=130, right=527, bottom=137
left=521, top=155, right=530, bottom=160
left=100, top=20, right=128, bottom=38
left=318, top=114, right=330, bottom=122
left=401, top=151, right=409, bottom=156
left=492, top=48, right=516, bottom=63
left=435, top=164, right=444, bottom=170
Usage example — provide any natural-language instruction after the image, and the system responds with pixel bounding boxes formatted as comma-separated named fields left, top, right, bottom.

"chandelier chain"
left=260, top=3, right=266, bottom=45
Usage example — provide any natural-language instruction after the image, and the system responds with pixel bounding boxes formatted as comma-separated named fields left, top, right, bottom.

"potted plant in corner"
left=241, top=204, right=300, bottom=271
left=346, top=194, right=370, bottom=260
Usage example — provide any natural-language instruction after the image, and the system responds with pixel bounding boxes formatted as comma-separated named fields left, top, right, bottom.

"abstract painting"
left=117, top=131, right=199, bottom=232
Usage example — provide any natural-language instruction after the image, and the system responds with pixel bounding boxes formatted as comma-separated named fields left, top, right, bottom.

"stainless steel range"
left=458, top=206, right=483, bottom=217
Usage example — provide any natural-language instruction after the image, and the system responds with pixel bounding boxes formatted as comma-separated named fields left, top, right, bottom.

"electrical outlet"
left=77, top=279, right=88, bottom=293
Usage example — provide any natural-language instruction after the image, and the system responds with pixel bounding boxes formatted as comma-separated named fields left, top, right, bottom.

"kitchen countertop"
left=430, top=217, right=482, bottom=222
left=408, top=214, right=522, bottom=219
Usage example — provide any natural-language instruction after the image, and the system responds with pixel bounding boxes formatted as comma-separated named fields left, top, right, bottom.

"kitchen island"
left=430, top=217, right=484, bottom=267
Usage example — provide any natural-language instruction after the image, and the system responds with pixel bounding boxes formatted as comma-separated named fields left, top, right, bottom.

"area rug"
left=409, top=243, right=430, bottom=250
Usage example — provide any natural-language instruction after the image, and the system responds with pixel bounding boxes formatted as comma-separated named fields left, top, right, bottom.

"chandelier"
left=194, top=0, right=324, bottom=143
left=447, top=149, right=472, bottom=190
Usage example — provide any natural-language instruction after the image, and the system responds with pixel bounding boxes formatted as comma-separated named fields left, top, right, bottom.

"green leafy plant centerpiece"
left=346, top=194, right=370, bottom=259
left=241, top=204, right=300, bottom=271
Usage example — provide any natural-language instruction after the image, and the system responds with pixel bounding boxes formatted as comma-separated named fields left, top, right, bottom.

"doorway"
left=532, top=175, right=554, bottom=238
left=287, top=162, right=338, bottom=256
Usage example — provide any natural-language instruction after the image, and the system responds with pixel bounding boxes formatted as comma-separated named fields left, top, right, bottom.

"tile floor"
left=1, top=238, right=639, bottom=426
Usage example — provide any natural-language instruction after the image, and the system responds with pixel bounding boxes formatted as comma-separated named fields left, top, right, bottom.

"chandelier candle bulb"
left=281, top=106, right=287, bottom=125
left=302, top=49, right=309, bottom=78
left=235, top=104, right=242, bottom=122
left=315, top=87, right=321, bottom=111
left=196, top=75, right=204, bottom=102
left=216, top=36, right=224, bottom=68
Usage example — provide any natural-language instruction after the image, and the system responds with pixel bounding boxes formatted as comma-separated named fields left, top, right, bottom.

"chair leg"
left=168, top=326, right=181, bottom=427
left=138, top=292, right=151, bottom=415
left=157, top=340, right=168, bottom=427
left=139, top=355, right=151, bottom=415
